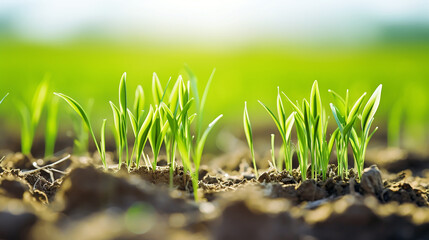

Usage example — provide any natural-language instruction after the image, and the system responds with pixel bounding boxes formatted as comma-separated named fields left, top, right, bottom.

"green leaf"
left=197, top=68, right=216, bottom=140
left=185, top=64, right=200, bottom=112
left=277, top=87, right=286, bottom=130
left=194, top=114, right=223, bottom=169
left=135, top=106, right=154, bottom=166
left=284, top=112, right=295, bottom=140
left=328, top=89, right=345, bottom=115
left=343, top=115, right=357, bottom=136
left=330, top=103, right=344, bottom=134
left=367, top=126, right=379, bottom=143
left=282, top=92, right=304, bottom=119
left=152, top=72, right=163, bottom=105
left=133, top=85, right=144, bottom=122
left=110, top=101, right=121, bottom=135
left=344, top=89, right=349, bottom=116
left=310, top=80, right=322, bottom=120
left=100, top=119, right=107, bottom=167
left=161, top=103, right=178, bottom=135
left=243, top=102, right=254, bottom=154
left=55, top=93, right=92, bottom=134
left=347, top=92, right=366, bottom=123
left=178, top=78, right=189, bottom=110
left=362, top=84, right=382, bottom=132
left=31, top=80, right=48, bottom=128
left=0, top=93, right=9, bottom=104
left=168, top=76, right=182, bottom=115
left=328, top=128, right=339, bottom=154
left=54, top=92, right=101, bottom=159
left=270, top=134, right=276, bottom=168
left=178, top=98, right=194, bottom=124
left=119, top=72, right=127, bottom=114
left=127, top=108, right=138, bottom=137
left=258, top=100, right=284, bottom=140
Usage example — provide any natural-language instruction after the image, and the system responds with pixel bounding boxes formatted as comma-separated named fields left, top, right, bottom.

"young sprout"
left=162, top=76, right=183, bottom=187
left=259, top=87, right=295, bottom=172
left=187, top=68, right=222, bottom=201
left=243, top=102, right=258, bottom=177
left=133, top=85, right=145, bottom=127
left=282, top=81, right=331, bottom=179
left=350, top=85, right=382, bottom=178
left=148, top=106, right=169, bottom=170
left=18, top=80, right=48, bottom=155
left=54, top=93, right=107, bottom=168
left=329, top=89, right=367, bottom=178
left=133, top=105, right=154, bottom=168
left=110, top=72, right=129, bottom=169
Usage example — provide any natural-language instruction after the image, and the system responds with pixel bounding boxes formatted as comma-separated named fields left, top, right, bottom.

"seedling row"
left=0, top=72, right=381, bottom=201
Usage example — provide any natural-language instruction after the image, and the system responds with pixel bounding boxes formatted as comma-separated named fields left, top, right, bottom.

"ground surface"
left=0, top=148, right=428, bottom=240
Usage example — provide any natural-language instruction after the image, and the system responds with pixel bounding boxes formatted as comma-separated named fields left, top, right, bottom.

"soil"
left=0, top=148, right=428, bottom=240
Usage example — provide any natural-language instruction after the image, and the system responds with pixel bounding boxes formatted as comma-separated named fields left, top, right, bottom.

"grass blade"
left=133, top=85, right=144, bottom=122
left=0, top=93, right=9, bottom=104
left=152, top=72, right=163, bottom=105
left=54, top=92, right=101, bottom=162
left=362, top=84, right=382, bottom=131
left=347, top=92, right=366, bottom=123
left=243, top=102, right=257, bottom=177
left=100, top=119, right=107, bottom=167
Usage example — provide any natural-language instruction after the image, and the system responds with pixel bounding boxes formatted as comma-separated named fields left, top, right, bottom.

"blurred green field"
left=0, top=39, right=428, bottom=151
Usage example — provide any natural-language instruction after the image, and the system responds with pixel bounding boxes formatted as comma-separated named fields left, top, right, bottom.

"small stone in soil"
left=361, top=165, right=383, bottom=196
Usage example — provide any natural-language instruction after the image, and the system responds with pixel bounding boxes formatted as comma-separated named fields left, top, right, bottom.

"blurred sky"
left=1, top=0, right=429, bottom=45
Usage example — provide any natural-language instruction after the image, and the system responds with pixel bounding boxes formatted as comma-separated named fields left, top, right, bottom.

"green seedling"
left=133, top=85, right=145, bottom=127
left=131, top=105, right=154, bottom=168
left=259, top=87, right=295, bottom=172
left=162, top=69, right=222, bottom=201
left=329, top=88, right=367, bottom=178
left=350, top=85, right=382, bottom=178
left=110, top=72, right=129, bottom=169
left=54, top=93, right=107, bottom=168
left=148, top=106, right=169, bottom=170
left=186, top=68, right=222, bottom=201
left=243, top=102, right=258, bottom=176
left=282, top=81, right=332, bottom=179
left=18, top=80, right=48, bottom=155
left=147, top=73, right=173, bottom=170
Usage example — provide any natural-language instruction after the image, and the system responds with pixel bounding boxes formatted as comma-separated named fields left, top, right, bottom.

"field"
left=0, top=39, right=429, bottom=240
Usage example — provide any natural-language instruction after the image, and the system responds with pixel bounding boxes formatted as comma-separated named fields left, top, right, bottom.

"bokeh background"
left=0, top=1, right=428, bottom=154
